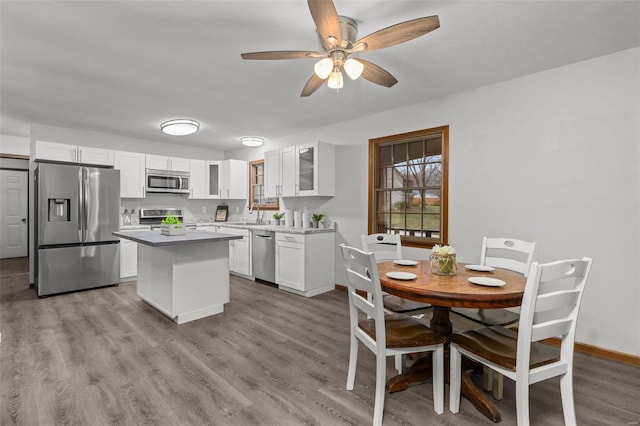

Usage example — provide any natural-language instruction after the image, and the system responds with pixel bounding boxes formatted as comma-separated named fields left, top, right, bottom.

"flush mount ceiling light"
left=160, top=119, right=200, bottom=136
left=241, top=137, right=264, bottom=147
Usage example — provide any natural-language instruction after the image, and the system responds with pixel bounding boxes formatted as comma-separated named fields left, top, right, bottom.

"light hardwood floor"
left=1, top=259, right=638, bottom=425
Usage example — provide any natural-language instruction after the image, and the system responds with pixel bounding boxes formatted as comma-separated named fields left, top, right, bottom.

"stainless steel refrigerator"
left=35, top=162, right=120, bottom=296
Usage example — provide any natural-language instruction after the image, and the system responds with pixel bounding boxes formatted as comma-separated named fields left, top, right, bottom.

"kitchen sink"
left=225, top=222, right=266, bottom=226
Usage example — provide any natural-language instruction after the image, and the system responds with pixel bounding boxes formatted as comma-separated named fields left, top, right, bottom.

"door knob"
left=21, top=218, right=27, bottom=223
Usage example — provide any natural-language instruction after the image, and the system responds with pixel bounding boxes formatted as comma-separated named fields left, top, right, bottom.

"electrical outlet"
left=201, top=206, right=207, bottom=213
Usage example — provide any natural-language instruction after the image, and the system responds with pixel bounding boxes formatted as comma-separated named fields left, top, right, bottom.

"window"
left=368, top=126, right=449, bottom=248
left=249, top=159, right=279, bottom=210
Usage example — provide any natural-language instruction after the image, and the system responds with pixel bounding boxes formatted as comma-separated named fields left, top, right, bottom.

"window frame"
left=248, top=159, right=279, bottom=211
left=367, top=125, right=449, bottom=249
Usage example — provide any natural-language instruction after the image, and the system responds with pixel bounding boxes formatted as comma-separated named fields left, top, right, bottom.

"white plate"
left=386, top=272, right=418, bottom=280
left=468, top=277, right=506, bottom=287
left=465, top=264, right=495, bottom=272
left=393, top=259, right=418, bottom=266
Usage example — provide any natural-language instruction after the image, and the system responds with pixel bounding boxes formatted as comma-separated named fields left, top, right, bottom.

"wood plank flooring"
left=1, top=261, right=639, bottom=425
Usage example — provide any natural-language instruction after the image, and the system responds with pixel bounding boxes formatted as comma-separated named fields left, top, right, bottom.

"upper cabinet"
left=190, top=159, right=207, bottom=199
left=145, top=154, right=190, bottom=172
left=35, top=141, right=114, bottom=166
left=114, top=151, right=146, bottom=198
left=202, top=159, right=248, bottom=200
left=265, top=141, right=335, bottom=197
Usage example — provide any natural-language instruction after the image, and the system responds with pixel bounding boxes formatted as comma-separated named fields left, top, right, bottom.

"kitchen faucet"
left=249, top=202, right=263, bottom=224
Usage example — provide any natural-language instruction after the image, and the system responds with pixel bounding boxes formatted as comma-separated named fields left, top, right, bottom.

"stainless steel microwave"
left=146, top=169, right=190, bottom=194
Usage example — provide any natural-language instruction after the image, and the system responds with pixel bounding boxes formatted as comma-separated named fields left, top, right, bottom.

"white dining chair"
left=449, top=257, right=593, bottom=425
left=361, top=233, right=432, bottom=372
left=340, top=244, right=446, bottom=426
left=451, top=236, right=537, bottom=398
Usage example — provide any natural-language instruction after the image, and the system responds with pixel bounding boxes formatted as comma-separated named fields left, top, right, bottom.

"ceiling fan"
left=240, top=0, right=440, bottom=97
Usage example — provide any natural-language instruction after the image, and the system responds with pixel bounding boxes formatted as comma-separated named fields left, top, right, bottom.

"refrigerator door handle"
left=78, top=168, right=84, bottom=241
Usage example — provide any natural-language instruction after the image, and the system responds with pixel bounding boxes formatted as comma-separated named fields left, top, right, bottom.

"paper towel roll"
left=302, top=212, right=309, bottom=228
left=284, top=210, right=292, bottom=227
left=294, top=211, right=302, bottom=228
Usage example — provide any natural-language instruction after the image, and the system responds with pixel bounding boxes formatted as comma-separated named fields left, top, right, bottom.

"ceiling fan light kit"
left=240, top=0, right=440, bottom=96
left=160, top=119, right=200, bottom=136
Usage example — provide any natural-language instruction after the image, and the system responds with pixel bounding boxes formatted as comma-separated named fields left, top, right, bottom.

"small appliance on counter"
left=35, top=162, right=121, bottom=296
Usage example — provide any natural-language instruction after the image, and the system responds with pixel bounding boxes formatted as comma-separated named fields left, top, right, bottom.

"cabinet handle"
left=78, top=148, right=82, bottom=163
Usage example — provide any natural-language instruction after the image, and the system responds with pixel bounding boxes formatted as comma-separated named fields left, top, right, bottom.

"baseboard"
left=542, top=338, right=640, bottom=367
left=333, top=284, right=640, bottom=367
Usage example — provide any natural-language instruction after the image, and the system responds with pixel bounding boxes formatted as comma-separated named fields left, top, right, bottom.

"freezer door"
left=38, top=163, right=82, bottom=246
left=37, top=243, right=120, bottom=296
left=84, top=167, right=120, bottom=243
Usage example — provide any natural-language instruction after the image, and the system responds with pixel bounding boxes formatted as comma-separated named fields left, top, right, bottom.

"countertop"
left=118, top=222, right=335, bottom=235
left=114, top=229, right=242, bottom=247
left=195, top=222, right=335, bottom=235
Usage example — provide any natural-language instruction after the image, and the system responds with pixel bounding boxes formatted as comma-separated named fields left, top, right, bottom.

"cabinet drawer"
left=276, top=233, right=304, bottom=244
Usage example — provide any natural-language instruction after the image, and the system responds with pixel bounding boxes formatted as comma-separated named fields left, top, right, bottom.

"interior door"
left=0, top=169, right=28, bottom=258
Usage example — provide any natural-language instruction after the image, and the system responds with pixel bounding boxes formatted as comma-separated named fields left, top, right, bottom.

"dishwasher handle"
left=254, top=234, right=273, bottom=240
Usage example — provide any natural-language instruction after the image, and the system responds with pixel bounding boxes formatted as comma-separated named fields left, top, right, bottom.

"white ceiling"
left=2, top=1, right=639, bottom=152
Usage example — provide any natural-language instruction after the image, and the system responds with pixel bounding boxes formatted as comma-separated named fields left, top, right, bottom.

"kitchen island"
left=113, top=229, right=242, bottom=324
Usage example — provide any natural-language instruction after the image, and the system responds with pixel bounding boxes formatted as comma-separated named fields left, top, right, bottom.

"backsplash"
left=120, top=194, right=247, bottom=224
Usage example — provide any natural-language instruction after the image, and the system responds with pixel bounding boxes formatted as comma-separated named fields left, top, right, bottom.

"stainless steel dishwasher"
left=252, top=230, right=275, bottom=283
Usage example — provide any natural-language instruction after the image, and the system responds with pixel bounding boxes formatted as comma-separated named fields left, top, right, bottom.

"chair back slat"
left=481, top=237, right=537, bottom=276
left=361, top=233, right=403, bottom=263
left=531, top=318, right=573, bottom=342
left=534, top=289, right=581, bottom=313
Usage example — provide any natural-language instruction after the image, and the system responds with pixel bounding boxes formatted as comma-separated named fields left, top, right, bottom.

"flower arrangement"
left=430, top=244, right=457, bottom=275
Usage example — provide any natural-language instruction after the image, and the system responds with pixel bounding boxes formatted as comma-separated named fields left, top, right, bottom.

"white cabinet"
left=264, top=149, right=281, bottom=198
left=190, top=159, right=207, bottom=199
left=222, top=159, right=248, bottom=199
left=280, top=145, right=297, bottom=197
left=114, top=151, right=146, bottom=198
left=145, top=154, right=190, bottom=172
left=205, top=160, right=247, bottom=199
left=264, top=141, right=335, bottom=197
left=201, top=226, right=251, bottom=276
left=120, top=238, right=138, bottom=279
left=275, top=232, right=335, bottom=297
left=218, top=227, right=251, bottom=276
left=35, top=141, right=114, bottom=166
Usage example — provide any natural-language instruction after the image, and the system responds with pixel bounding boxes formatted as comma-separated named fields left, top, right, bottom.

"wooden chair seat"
left=451, top=307, right=520, bottom=327
left=359, top=314, right=447, bottom=348
left=383, top=294, right=431, bottom=314
left=450, top=326, right=559, bottom=371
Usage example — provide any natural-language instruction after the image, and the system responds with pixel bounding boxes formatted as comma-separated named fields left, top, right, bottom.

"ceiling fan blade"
left=307, top=0, right=341, bottom=48
left=241, top=51, right=324, bottom=60
left=354, top=15, right=440, bottom=52
left=358, top=59, right=398, bottom=88
left=300, top=73, right=326, bottom=97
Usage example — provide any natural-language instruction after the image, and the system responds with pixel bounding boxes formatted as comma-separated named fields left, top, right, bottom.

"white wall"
left=228, top=47, right=640, bottom=356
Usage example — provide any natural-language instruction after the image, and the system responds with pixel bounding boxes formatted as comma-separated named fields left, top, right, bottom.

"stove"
left=139, top=208, right=186, bottom=229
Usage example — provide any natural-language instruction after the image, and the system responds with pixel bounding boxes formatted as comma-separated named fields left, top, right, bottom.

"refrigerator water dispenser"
left=48, top=198, right=70, bottom=222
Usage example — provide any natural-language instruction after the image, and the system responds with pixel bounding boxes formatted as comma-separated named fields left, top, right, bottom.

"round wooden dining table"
left=378, top=260, right=527, bottom=423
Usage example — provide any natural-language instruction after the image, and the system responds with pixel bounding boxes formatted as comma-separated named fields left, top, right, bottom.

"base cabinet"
left=275, top=232, right=335, bottom=297
left=200, top=226, right=251, bottom=276
left=218, top=227, right=251, bottom=276
left=120, top=238, right=138, bottom=279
